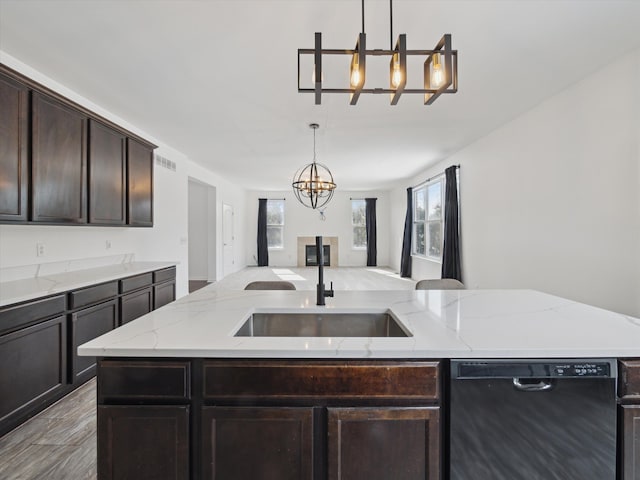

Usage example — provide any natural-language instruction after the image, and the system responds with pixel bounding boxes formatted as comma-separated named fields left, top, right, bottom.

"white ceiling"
left=1, top=0, right=639, bottom=190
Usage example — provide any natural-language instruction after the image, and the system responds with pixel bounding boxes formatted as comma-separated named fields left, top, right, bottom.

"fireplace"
left=297, top=236, right=338, bottom=267
left=305, top=245, right=330, bottom=266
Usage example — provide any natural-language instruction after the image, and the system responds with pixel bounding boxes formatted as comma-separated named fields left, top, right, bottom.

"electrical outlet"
left=105, top=240, right=112, bottom=250
left=36, top=243, right=45, bottom=257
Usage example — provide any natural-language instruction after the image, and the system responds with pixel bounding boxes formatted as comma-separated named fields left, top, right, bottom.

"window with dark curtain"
left=400, top=187, right=413, bottom=277
left=441, top=166, right=462, bottom=281
left=257, top=198, right=269, bottom=266
left=365, top=198, right=377, bottom=266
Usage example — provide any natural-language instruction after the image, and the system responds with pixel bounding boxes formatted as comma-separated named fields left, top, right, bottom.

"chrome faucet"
left=316, top=235, right=334, bottom=306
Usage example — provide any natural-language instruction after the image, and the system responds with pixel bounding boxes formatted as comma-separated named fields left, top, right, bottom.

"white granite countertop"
left=0, top=262, right=177, bottom=307
left=78, top=287, right=640, bottom=359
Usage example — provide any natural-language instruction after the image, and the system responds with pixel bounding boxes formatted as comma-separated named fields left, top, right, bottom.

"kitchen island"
left=79, top=288, right=640, bottom=479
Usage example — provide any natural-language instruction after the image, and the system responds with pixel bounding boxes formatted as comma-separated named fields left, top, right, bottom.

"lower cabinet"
left=327, top=407, right=440, bottom=480
left=154, top=280, right=176, bottom=309
left=97, top=359, right=442, bottom=480
left=621, top=405, right=640, bottom=480
left=97, top=405, right=189, bottom=480
left=619, top=359, right=640, bottom=480
left=0, top=316, right=66, bottom=435
left=120, top=287, right=153, bottom=325
left=202, top=407, right=314, bottom=480
left=70, top=299, right=118, bottom=384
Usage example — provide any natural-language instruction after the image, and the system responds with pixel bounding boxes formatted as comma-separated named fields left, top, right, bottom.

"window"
left=266, top=199, right=284, bottom=249
left=413, top=178, right=444, bottom=259
left=351, top=199, right=367, bottom=249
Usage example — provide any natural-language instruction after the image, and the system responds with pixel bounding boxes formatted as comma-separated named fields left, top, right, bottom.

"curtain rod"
left=412, top=164, right=460, bottom=189
left=349, top=197, right=378, bottom=200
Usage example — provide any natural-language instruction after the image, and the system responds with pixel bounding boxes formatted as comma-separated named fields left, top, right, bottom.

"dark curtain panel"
left=441, top=166, right=462, bottom=281
left=257, top=198, right=269, bottom=267
left=365, top=198, right=377, bottom=267
left=400, top=187, right=413, bottom=278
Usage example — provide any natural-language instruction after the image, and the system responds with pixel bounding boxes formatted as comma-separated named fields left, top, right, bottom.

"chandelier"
left=292, top=124, right=336, bottom=209
left=298, top=0, right=458, bottom=105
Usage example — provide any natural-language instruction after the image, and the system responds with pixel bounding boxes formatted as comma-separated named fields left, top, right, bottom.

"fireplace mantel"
left=297, top=236, right=338, bottom=267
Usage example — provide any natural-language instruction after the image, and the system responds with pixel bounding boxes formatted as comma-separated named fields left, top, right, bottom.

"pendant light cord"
left=313, top=126, right=317, bottom=162
left=361, top=0, right=365, bottom=33
left=389, top=0, right=393, bottom=49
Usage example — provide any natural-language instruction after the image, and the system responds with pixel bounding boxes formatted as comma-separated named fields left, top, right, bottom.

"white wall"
left=390, top=49, right=640, bottom=317
left=0, top=52, right=247, bottom=296
left=188, top=181, right=209, bottom=281
left=244, top=191, right=390, bottom=268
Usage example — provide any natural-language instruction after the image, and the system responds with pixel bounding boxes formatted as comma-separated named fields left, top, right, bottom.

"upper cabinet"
left=127, top=139, right=154, bottom=226
left=0, top=65, right=156, bottom=227
left=0, top=72, right=29, bottom=222
left=32, top=92, right=88, bottom=223
left=89, top=120, right=126, bottom=225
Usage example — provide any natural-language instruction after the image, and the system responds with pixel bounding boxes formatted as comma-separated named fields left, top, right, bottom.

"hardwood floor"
left=0, top=379, right=97, bottom=480
left=0, top=267, right=414, bottom=479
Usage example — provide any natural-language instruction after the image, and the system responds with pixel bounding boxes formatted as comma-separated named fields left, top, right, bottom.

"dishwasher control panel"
left=454, top=360, right=614, bottom=379
left=553, top=363, right=610, bottom=377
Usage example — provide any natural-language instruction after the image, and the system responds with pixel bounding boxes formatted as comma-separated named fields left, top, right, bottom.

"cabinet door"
left=154, top=281, right=176, bottom=309
left=0, top=72, right=29, bottom=222
left=328, top=407, right=440, bottom=480
left=120, top=287, right=153, bottom=325
left=0, top=316, right=67, bottom=436
left=98, top=405, right=189, bottom=480
left=70, top=299, right=118, bottom=384
left=621, top=405, right=640, bottom=480
left=127, top=138, right=153, bottom=226
left=202, top=406, right=314, bottom=480
left=32, top=92, right=87, bottom=223
left=88, top=120, right=126, bottom=225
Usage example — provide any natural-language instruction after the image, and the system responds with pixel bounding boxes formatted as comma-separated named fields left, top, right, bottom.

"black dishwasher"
left=449, top=359, right=617, bottom=480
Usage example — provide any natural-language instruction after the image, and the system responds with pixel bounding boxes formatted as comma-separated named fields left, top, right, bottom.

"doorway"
left=188, top=178, right=217, bottom=292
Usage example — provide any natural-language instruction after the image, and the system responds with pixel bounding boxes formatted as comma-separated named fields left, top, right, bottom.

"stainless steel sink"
left=234, top=311, right=411, bottom=337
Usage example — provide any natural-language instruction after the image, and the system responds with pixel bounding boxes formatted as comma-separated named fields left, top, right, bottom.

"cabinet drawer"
left=619, top=359, right=640, bottom=401
left=69, top=281, right=118, bottom=309
left=98, top=360, right=191, bottom=402
left=120, top=272, right=153, bottom=293
left=0, top=295, right=66, bottom=335
left=153, top=267, right=176, bottom=284
left=203, top=360, right=441, bottom=404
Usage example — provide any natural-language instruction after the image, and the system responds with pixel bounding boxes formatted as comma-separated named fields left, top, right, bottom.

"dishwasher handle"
left=512, top=377, right=555, bottom=392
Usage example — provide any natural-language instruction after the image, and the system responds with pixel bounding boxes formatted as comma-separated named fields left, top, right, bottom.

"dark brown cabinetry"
left=0, top=314, right=67, bottom=436
left=120, top=273, right=154, bottom=325
left=127, top=138, right=154, bottom=226
left=32, top=92, right=88, bottom=223
left=88, top=120, right=126, bottom=225
left=98, top=405, right=190, bottom=480
left=328, top=407, right=440, bottom=480
left=202, top=407, right=314, bottom=480
left=0, top=64, right=156, bottom=226
left=70, top=299, right=118, bottom=384
left=0, top=72, right=29, bottom=222
left=0, top=266, right=175, bottom=437
left=619, top=359, right=640, bottom=480
left=97, top=359, right=442, bottom=480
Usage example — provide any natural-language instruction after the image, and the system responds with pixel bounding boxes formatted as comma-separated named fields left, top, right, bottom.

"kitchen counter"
left=0, top=261, right=177, bottom=307
left=78, top=287, right=640, bottom=358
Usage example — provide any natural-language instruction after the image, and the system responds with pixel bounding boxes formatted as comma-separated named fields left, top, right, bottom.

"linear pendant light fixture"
left=298, top=0, right=458, bottom=105
left=292, top=123, right=336, bottom=209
